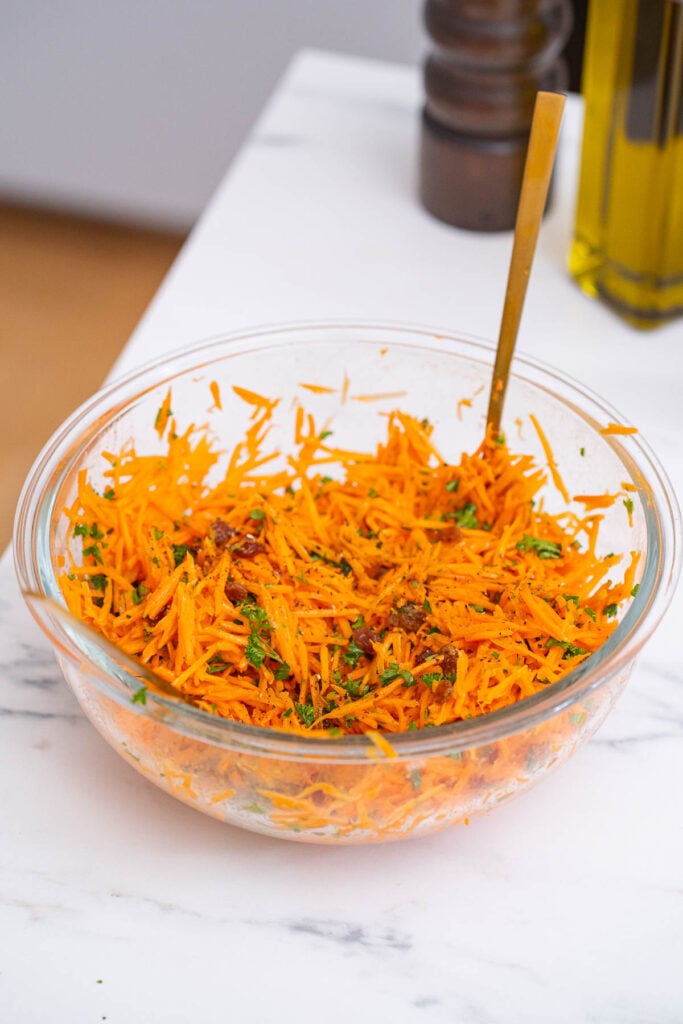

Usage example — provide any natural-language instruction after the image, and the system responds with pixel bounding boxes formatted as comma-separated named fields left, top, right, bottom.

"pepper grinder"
left=419, top=0, right=573, bottom=231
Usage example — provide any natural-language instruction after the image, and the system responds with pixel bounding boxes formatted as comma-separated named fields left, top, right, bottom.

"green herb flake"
left=274, top=662, right=291, bottom=681
left=249, top=509, right=266, bottom=521
left=294, top=702, right=316, bottom=727
left=445, top=479, right=460, bottom=493
left=516, top=534, right=562, bottom=559
left=421, top=672, right=443, bottom=687
left=623, top=498, right=634, bottom=516
left=604, top=603, right=619, bottom=618
left=207, top=654, right=230, bottom=675
left=152, top=527, right=164, bottom=540
left=379, top=662, right=416, bottom=687
left=368, top=488, right=378, bottom=498
left=131, top=583, right=148, bottom=605
left=90, top=574, right=108, bottom=591
left=338, top=557, right=353, bottom=577
left=172, top=543, right=190, bottom=567
left=546, top=638, right=587, bottom=658
left=342, top=639, right=365, bottom=668
left=244, top=802, right=266, bottom=814
left=631, top=583, right=640, bottom=598
left=444, top=502, right=478, bottom=529
left=580, top=447, right=586, bottom=457
left=245, top=632, right=268, bottom=669
left=237, top=603, right=270, bottom=634
left=131, top=686, right=148, bottom=705
left=319, top=429, right=333, bottom=441
left=82, top=544, right=103, bottom=565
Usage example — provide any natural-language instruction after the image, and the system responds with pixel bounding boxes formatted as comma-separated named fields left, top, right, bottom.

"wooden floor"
left=0, top=203, right=186, bottom=549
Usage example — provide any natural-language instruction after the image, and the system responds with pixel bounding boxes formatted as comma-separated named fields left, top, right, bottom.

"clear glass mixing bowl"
left=13, top=322, right=681, bottom=843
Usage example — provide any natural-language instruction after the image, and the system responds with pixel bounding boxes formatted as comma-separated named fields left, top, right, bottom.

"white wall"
left=1, top=1, right=423, bottom=229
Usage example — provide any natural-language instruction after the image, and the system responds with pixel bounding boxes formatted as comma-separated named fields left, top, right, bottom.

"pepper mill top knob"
left=419, top=0, right=573, bottom=232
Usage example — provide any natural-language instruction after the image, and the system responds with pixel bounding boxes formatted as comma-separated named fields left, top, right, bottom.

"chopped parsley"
left=131, top=686, right=147, bottom=705
left=443, top=502, right=478, bottom=529
left=172, top=543, right=190, bottom=567
left=516, top=534, right=562, bottom=559
left=342, top=639, right=366, bottom=668
left=238, top=601, right=271, bottom=630
left=294, top=702, right=316, bottom=727
left=546, top=638, right=587, bottom=658
left=82, top=544, right=103, bottom=564
left=379, top=663, right=416, bottom=687
left=245, top=632, right=268, bottom=669
left=73, top=522, right=104, bottom=540
left=207, top=653, right=231, bottom=675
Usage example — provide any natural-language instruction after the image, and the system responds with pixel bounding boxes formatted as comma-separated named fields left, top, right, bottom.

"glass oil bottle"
left=569, top=0, right=683, bottom=328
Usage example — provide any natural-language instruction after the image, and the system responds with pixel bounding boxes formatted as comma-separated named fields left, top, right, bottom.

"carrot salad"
left=59, top=385, right=638, bottom=738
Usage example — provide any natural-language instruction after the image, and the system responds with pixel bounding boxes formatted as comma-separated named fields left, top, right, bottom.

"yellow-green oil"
left=569, top=0, right=683, bottom=328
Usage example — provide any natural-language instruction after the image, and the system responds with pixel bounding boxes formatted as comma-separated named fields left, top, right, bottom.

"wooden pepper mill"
left=419, top=0, right=573, bottom=231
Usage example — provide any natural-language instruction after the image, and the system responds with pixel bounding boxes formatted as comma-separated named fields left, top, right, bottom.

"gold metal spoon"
left=486, top=90, right=566, bottom=436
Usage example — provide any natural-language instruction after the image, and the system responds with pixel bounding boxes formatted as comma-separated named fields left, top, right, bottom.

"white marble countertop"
left=2, top=50, right=682, bottom=1023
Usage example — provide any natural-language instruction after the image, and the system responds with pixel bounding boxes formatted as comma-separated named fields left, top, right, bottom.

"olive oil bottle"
left=569, top=0, right=683, bottom=328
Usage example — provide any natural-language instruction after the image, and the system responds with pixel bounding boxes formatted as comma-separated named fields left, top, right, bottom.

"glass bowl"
left=13, top=322, right=681, bottom=843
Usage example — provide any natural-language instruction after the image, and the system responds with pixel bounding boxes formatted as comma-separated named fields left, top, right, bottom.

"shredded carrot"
left=573, top=493, right=619, bottom=511
left=154, top=388, right=173, bottom=439
left=209, top=381, right=222, bottom=411
left=601, top=423, right=638, bottom=436
left=529, top=412, right=570, bottom=503
left=61, top=394, right=635, bottom=739
left=60, top=383, right=641, bottom=839
left=351, top=391, right=408, bottom=403
left=299, top=383, right=337, bottom=395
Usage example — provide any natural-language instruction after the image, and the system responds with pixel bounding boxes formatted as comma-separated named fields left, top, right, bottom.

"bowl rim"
left=13, top=319, right=682, bottom=761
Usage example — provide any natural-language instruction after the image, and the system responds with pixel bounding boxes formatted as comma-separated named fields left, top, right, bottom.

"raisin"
left=352, top=624, right=379, bottom=655
left=438, top=644, right=460, bottom=674
left=211, top=518, right=237, bottom=546
left=415, top=646, right=434, bottom=665
left=225, top=581, right=248, bottom=603
left=388, top=602, right=427, bottom=633
left=232, top=538, right=265, bottom=558
left=433, top=679, right=453, bottom=701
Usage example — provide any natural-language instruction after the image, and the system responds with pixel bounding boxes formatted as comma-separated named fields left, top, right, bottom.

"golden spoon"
left=486, top=90, right=566, bottom=436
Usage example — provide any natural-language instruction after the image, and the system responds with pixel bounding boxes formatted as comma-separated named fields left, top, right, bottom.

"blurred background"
left=0, top=1, right=586, bottom=548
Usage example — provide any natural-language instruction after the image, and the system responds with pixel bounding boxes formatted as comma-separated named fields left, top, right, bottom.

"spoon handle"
left=487, top=90, right=566, bottom=435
